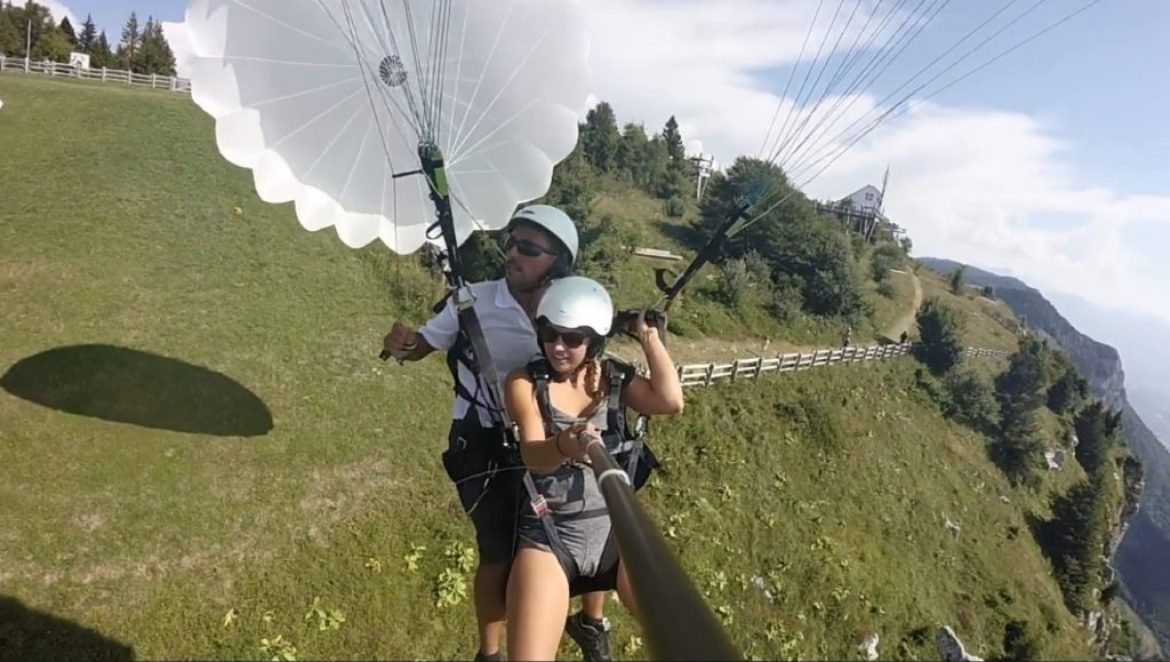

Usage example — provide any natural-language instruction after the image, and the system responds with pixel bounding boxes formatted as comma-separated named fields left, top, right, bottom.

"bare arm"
left=620, top=315, right=684, bottom=416
left=504, top=370, right=590, bottom=474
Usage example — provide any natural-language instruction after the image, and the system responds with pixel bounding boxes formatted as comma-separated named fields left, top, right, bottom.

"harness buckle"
left=530, top=494, right=549, bottom=518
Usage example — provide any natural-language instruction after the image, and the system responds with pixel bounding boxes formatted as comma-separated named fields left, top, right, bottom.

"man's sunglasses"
left=536, top=322, right=591, bottom=349
left=503, top=235, right=559, bottom=258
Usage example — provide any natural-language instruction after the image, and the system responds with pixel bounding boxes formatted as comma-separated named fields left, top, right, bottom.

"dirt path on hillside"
left=885, top=269, right=923, bottom=342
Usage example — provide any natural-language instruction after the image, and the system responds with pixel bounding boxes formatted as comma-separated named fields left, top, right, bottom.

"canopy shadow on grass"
left=0, top=594, right=135, bottom=661
left=1, top=344, right=273, bottom=437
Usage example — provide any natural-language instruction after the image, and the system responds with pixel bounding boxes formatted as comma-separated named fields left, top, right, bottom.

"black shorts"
left=441, top=416, right=523, bottom=565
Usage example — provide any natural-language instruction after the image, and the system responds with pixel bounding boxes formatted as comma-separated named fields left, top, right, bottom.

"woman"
left=503, top=276, right=684, bottom=661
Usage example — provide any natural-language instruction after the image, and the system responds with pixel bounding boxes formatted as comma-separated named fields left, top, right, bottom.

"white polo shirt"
left=418, top=279, right=540, bottom=427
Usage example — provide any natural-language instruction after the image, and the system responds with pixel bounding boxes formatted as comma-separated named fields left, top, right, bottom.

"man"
left=383, top=205, right=613, bottom=662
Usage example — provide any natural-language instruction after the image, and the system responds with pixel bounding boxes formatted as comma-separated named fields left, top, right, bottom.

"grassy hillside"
left=919, top=259, right=1170, bottom=655
left=0, top=74, right=1109, bottom=660
left=916, top=266, right=1021, bottom=354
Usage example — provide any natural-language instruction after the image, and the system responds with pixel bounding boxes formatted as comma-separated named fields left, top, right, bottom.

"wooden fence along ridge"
left=672, top=343, right=1010, bottom=389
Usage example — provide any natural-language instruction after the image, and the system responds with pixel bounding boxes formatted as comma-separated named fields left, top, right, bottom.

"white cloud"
left=9, top=0, right=78, bottom=29
left=161, top=21, right=193, bottom=79
left=583, top=0, right=1170, bottom=326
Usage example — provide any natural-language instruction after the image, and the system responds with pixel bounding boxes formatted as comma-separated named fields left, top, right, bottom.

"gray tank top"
left=520, top=393, right=613, bottom=577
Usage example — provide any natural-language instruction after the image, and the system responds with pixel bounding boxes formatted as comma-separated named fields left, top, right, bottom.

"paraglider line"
left=399, top=1, right=431, bottom=133
left=428, top=0, right=455, bottom=134
left=779, top=0, right=944, bottom=173
left=785, top=0, right=1026, bottom=177
left=770, top=0, right=864, bottom=168
left=450, top=97, right=540, bottom=166
left=344, top=23, right=421, bottom=181
left=785, top=0, right=1046, bottom=185
left=450, top=31, right=550, bottom=159
left=445, top=2, right=471, bottom=152
left=300, top=101, right=367, bottom=180
left=346, top=1, right=424, bottom=133
left=451, top=1, right=518, bottom=162
left=231, top=0, right=354, bottom=56
left=759, top=0, right=825, bottom=159
left=819, top=0, right=899, bottom=102
left=334, top=121, right=378, bottom=218
left=359, top=1, right=428, bottom=132
left=268, top=87, right=369, bottom=149
left=779, top=0, right=955, bottom=174
left=772, top=0, right=908, bottom=167
left=216, top=56, right=359, bottom=69
left=768, top=0, right=848, bottom=166
left=760, top=0, right=1100, bottom=226
left=322, top=0, right=421, bottom=140
left=247, top=75, right=363, bottom=110
left=767, top=0, right=912, bottom=166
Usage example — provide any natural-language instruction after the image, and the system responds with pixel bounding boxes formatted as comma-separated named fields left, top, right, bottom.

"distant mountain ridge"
left=919, top=256, right=1170, bottom=653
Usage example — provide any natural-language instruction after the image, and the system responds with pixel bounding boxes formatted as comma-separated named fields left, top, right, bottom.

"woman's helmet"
left=536, top=276, right=613, bottom=359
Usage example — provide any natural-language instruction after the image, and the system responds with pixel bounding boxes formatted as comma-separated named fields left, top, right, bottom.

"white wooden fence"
left=673, top=343, right=1010, bottom=389
left=0, top=57, right=192, bottom=94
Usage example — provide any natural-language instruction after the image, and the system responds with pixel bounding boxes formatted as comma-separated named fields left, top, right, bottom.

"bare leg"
left=474, top=561, right=509, bottom=656
left=581, top=590, right=606, bottom=620
left=507, top=545, right=570, bottom=661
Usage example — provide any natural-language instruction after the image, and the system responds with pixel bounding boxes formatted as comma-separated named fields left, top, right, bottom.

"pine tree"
left=995, top=337, right=1053, bottom=412
left=914, top=299, right=966, bottom=375
left=117, top=11, right=139, bottom=71
left=581, top=102, right=621, bottom=172
left=662, top=115, right=685, bottom=162
left=90, top=30, right=113, bottom=68
left=78, top=13, right=96, bottom=52
left=950, top=265, right=967, bottom=294
left=991, top=406, right=1046, bottom=488
left=1043, top=475, right=1109, bottom=612
left=131, top=19, right=176, bottom=76
left=614, top=123, right=648, bottom=186
left=58, top=15, right=75, bottom=45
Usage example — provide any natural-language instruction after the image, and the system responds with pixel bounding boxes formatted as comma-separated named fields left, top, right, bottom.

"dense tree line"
left=0, top=3, right=175, bottom=75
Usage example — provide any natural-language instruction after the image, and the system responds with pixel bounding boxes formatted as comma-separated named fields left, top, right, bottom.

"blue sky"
left=69, top=1, right=186, bottom=39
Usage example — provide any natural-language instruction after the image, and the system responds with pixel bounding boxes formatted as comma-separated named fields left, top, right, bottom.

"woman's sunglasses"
left=503, top=235, right=559, bottom=258
left=536, top=323, right=591, bottom=349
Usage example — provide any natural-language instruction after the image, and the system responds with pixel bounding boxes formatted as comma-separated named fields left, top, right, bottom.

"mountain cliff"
left=919, top=257, right=1170, bottom=654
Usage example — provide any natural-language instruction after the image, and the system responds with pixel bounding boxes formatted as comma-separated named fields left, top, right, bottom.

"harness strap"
left=455, top=291, right=509, bottom=426
left=607, top=361, right=647, bottom=486
left=523, top=360, right=578, bottom=572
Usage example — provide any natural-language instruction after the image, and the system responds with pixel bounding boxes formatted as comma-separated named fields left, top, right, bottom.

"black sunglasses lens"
left=506, top=236, right=551, bottom=258
left=561, top=332, right=587, bottom=348
left=537, top=325, right=559, bottom=343
left=538, top=325, right=589, bottom=349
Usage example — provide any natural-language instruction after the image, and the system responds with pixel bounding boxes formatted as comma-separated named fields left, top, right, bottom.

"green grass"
left=0, top=74, right=1093, bottom=660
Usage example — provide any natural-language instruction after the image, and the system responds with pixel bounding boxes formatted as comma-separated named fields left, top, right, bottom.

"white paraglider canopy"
left=185, top=0, right=591, bottom=254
